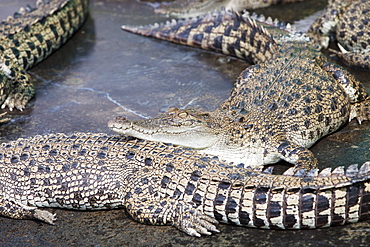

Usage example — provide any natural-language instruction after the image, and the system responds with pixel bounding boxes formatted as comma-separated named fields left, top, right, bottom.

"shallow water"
left=0, top=0, right=369, bottom=246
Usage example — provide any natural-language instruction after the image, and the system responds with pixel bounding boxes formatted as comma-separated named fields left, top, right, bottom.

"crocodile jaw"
left=108, top=117, right=219, bottom=149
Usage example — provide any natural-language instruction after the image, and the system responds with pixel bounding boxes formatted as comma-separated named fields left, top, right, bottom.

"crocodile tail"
left=216, top=163, right=370, bottom=229
left=1, top=0, right=70, bottom=40
left=122, top=9, right=278, bottom=64
left=1, top=0, right=89, bottom=70
left=283, top=163, right=370, bottom=228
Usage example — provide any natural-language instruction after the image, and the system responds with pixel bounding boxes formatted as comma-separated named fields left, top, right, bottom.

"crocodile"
left=140, top=0, right=307, bottom=18
left=308, top=0, right=370, bottom=70
left=1, top=132, right=370, bottom=237
left=0, top=0, right=88, bottom=114
left=113, top=10, right=370, bottom=171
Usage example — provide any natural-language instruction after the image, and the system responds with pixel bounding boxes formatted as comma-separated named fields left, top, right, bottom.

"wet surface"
left=0, top=0, right=369, bottom=246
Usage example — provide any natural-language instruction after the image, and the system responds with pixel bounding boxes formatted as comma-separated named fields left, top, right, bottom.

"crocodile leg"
left=0, top=0, right=89, bottom=111
left=0, top=63, right=34, bottom=110
left=329, top=48, right=370, bottom=71
left=125, top=197, right=219, bottom=237
left=322, top=62, right=370, bottom=123
left=307, top=0, right=349, bottom=49
left=0, top=198, right=56, bottom=224
left=274, top=140, right=318, bottom=171
left=331, top=0, right=370, bottom=70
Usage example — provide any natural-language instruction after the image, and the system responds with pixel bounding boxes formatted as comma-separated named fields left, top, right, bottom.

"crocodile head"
left=108, top=107, right=225, bottom=149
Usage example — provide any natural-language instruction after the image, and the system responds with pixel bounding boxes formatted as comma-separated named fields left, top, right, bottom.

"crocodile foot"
left=349, top=97, right=370, bottom=124
left=1, top=89, right=33, bottom=111
left=0, top=199, right=56, bottom=224
left=33, top=209, right=57, bottom=225
left=174, top=206, right=219, bottom=237
left=329, top=46, right=370, bottom=71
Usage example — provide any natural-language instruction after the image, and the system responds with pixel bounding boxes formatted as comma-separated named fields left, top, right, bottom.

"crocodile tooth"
left=346, top=164, right=359, bottom=177
left=6, top=16, right=13, bottom=22
left=262, top=166, right=274, bottom=174
left=273, top=18, right=279, bottom=26
left=318, top=167, right=332, bottom=177
left=279, top=21, right=286, bottom=29
left=282, top=167, right=295, bottom=176
left=331, top=166, right=345, bottom=177
left=359, top=162, right=370, bottom=175
left=305, top=169, right=319, bottom=178
left=294, top=168, right=307, bottom=177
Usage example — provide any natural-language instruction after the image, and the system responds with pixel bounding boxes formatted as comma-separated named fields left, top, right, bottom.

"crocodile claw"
left=175, top=207, right=219, bottom=237
left=1, top=92, right=29, bottom=111
left=349, top=99, right=370, bottom=124
left=34, top=209, right=57, bottom=225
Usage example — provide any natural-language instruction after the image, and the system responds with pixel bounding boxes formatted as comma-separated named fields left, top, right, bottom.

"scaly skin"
left=141, top=0, right=307, bottom=18
left=1, top=132, right=370, bottom=236
left=115, top=11, right=370, bottom=171
left=0, top=0, right=89, bottom=114
left=308, top=0, right=370, bottom=70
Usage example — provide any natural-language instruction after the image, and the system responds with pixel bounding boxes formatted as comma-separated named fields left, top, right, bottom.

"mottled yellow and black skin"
left=144, top=0, right=307, bottom=18
left=117, top=11, right=370, bottom=171
left=308, top=0, right=370, bottom=70
left=1, top=132, right=370, bottom=236
left=122, top=11, right=278, bottom=65
left=0, top=0, right=89, bottom=112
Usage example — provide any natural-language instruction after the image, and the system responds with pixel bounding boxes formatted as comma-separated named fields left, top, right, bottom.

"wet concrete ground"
left=0, top=0, right=369, bottom=246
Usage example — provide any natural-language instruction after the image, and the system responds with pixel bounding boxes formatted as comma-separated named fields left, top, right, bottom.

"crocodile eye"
left=166, top=107, right=178, bottom=113
left=177, top=111, right=188, bottom=118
